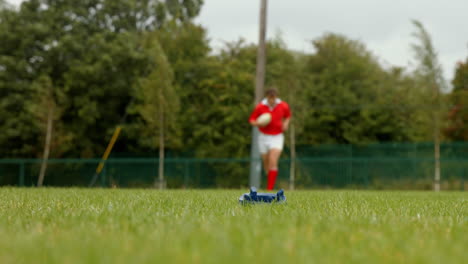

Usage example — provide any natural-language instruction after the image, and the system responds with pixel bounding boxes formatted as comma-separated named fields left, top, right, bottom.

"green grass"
left=0, top=188, right=466, bottom=264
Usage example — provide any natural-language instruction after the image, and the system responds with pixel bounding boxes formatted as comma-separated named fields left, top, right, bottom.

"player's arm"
left=249, top=105, right=262, bottom=126
left=282, top=117, right=290, bottom=131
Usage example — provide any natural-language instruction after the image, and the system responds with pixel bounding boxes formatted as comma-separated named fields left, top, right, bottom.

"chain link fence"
left=0, top=143, right=466, bottom=190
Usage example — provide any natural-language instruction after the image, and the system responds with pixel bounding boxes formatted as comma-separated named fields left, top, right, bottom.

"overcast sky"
left=195, top=0, right=468, bottom=82
left=8, top=0, right=468, bottom=81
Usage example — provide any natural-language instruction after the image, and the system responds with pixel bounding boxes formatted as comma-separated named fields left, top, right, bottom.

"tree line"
left=0, top=0, right=467, bottom=162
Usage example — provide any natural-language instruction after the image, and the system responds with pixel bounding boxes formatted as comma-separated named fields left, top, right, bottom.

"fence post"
left=364, top=159, right=369, bottom=188
left=462, top=167, right=465, bottom=191
left=19, top=161, right=25, bottom=187
left=101, top=164, right=107, bottom=187
left=184, top=159, right=189, bottom=188
left=349, top=145, right=354, bottom=185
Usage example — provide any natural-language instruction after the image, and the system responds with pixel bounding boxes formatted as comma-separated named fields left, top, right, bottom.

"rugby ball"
left=256, top=113, right=272, bottom=127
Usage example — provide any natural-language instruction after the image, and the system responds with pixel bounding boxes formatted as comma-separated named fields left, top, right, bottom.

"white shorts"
left=258, top=133, right=284, bottom=154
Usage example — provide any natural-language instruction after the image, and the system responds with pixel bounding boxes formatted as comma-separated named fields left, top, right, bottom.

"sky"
left=194, top=0, right=468, bottom=82
left=7, top=0, right=468, bottom=81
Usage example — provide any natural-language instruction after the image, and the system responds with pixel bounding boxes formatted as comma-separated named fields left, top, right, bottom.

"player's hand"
left=282, top=118, right=291, bottom=131
left=250, top=120, right=259, bottom=127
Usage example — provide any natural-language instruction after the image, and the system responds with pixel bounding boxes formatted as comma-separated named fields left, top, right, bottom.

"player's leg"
left=265, top=133, right=284, bottom=190
left=266, top=148, right=282, bottom=190
left=268, top=148, right=282, bottom=171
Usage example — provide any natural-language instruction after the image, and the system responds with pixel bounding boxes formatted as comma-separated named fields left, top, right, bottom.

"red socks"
left=267, top=170, right=278, bottom=190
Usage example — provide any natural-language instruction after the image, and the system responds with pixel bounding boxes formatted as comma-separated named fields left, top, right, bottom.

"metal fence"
left=0, top=143, right=467, bottom=190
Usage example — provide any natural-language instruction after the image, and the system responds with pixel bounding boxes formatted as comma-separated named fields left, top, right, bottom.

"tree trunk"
left=434, top=114, right=441, bottom=192
left=156, top=95, right=165, bottom=190
left=433, top=82, right=441, bottom=192
left=37, top=106, right=54, bottom=187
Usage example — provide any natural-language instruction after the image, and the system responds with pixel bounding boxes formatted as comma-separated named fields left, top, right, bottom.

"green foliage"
left=121, top=21, right=211, bottom=155
left=445, top=90, right=468, bottom=141
left=452, top=59, right=468, bottom=92
left=300, top=33, right=421, bottom=144
left=0, top=0, right=202, bottom=158
left=409, top=20, right=449, bottom=143
left=180, top=41, right=255, bottom=158
left=411, top=20, right=446, bottom=92
left=0, top=6, right=40, bottom=157
left=445, top=59, right=468, bottom=140
left=131, top=33, right=180, bottom=148
left=28, top=75, right=72, bottom=157
left=0, top=3, right=465, bottom=164
left=0, top=189, right=466, bottom=263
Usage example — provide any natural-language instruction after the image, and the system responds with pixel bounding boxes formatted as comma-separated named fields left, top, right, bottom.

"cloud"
left=196, top=0, right=468, bottom=81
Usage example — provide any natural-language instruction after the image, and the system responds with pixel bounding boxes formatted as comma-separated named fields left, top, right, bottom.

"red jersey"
left=249, top=98, right=291, bottom=135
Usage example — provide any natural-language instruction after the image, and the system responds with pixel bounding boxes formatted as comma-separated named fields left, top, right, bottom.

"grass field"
left=0, top=188, right=466, bottom=264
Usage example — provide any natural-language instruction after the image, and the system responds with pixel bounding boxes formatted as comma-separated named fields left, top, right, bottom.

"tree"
left=181, top=40, right=255, bottom=159
left=184, top=41, right=255, bottom=187
left=29, top=75, right=63, bottom=186
left=445, top=59, right=468, bottom=140
left=0, top=6, right=42, bottom=157
left=0, top=0, right=204, bottom=159
left=122, top=20, right=211, bottom=157
left=132, top=33, right=179, bottom=189
left=300, top=33, right=418, bottom=145
left=452, top=59, right=468, bottom=92
left=410, top=20, right=447, bottom=191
